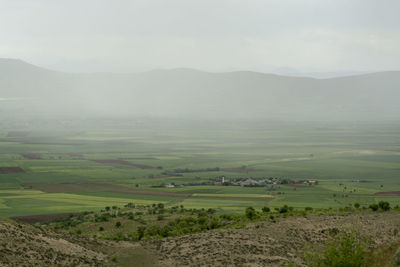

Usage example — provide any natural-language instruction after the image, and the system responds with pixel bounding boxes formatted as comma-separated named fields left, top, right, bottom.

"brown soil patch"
left=192, top=195, right=273, bottom=201
left=12, top=212, right=80, bottom=224
left=20, top=153, right=42, bottom=160
left=151, top=175, right=171, bottom=178
left=285, top=184, right=309, bottom=188
left=221, top=168, right=258, bottom=173
left=0, top=167, right=25, bottom=174
left=7, top=131, right=29, bottom=137
left=22, top=141, right=83, bottom=145
left=101, top=140, right=137, bottom=145
left=25, top=182, right=190, bottom=197
left=374, top=191, right=400, bottom=196
left=68, top=153, right=85, bottom=158
left=119, top=157, right=158, bottom=160
left=116, top=189, right=191, bottom=197
left=92, top=159, right=154, bottom=169
left=351, top=191, right=400, bottom=197
left=24, top=182, right=115, bottom=193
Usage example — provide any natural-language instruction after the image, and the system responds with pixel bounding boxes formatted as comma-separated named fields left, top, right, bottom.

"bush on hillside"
left=305, top=231, right=367, bottom=267
left=262, top=206, right=270, bottom=212
left=378, top=201, right=390, bottom=211
left=245, top=207, right=256, bottom=220
left=369, top=204, right=379, bottom=211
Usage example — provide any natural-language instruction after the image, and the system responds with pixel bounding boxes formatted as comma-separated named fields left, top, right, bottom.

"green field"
left=0, top=119, right=399, bottom=217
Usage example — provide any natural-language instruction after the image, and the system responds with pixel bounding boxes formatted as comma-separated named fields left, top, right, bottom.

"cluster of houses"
left=163, top=183, right=185, bottom=188
left=161, top=177, right=318, bottom=188
left=215, top=177, right=318, bottom=187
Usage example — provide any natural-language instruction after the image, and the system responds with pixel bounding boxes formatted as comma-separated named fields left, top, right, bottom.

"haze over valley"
left=1, top=1, right=400, bottom=266
left=1, top=58, right=399, bottom=121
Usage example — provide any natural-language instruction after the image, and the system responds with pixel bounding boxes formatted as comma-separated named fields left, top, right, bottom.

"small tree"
left=279, top=205, right=289, bottom=213
left=207, top=208, right=216, bottom=214
left=137, top=226, right=146, bottom=240
left=354, top=203, right=360, bottom=209
left=378, top=201, right=390, bottom=211
left=99, top=226, right=104, bottom=231
left=245, top=206, right=256, bottom=220
left=262, top=206, right=270, bottom=212
left=369, top=204, right=379, bottom=211
left=115, top=221, right=122, bottom=228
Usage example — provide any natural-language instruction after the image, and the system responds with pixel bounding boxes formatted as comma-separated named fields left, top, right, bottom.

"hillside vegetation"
left=2, top=206, right=400, bottom=266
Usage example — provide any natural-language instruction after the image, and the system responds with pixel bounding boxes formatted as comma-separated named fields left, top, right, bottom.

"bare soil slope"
left=145, top=212, right=400, bottom=266
left=0, top=218, right=106, bottom=266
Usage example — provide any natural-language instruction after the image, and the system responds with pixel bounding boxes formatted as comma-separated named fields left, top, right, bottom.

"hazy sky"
left=0, top=0, right=399, bottom=73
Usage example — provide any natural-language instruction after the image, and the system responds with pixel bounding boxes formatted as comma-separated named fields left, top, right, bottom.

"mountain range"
left=0, top=58, right=399, bottom=121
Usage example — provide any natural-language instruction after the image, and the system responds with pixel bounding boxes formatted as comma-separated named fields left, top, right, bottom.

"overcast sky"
left=0, top=0, right=399, bottom=74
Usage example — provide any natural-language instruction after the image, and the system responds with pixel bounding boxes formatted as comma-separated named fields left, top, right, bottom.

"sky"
left=0, top=0, right=399, bottom=74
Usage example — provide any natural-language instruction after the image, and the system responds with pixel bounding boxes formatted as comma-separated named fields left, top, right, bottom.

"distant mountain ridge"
left=0, top=58, right=399, bottom=120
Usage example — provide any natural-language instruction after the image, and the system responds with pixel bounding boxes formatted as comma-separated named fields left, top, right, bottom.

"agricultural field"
left=0, top=118, right=399, bottom=217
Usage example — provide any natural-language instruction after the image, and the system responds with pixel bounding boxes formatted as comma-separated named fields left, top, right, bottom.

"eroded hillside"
left=144, top=212, right=400, bottom=266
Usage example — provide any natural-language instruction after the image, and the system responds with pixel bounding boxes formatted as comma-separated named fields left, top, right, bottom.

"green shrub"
left=393, top=247, right=400, bottom=266
left=245, top=207, right=256, bottom=220
left=369, top=204, right=379, bottom=211
left=279, top=205, right=289, bottom=213
left=262, top=206, right=270, bottom=212
left=306, top=231, right=367, bottom=267
left=136, top=226, right=146, bottom=240
left=378, top=201, right=390, bottom=211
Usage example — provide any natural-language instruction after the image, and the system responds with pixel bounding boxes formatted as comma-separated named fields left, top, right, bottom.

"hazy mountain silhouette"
left=0, top=58, right=399, bottom=120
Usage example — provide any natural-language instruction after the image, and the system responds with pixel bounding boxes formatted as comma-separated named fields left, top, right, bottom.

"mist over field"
left=0, top=58, right=399, bottom=122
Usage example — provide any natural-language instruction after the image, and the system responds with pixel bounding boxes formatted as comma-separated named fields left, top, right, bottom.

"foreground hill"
left=0, top=217, right=156, bottom=266
left=0, top=58, right=399, bottom=120
left=2, top=210, right=400, bottom=266
left=145, top=212, right=400, bottom=266
left=0, top=217, right=106, bottom=266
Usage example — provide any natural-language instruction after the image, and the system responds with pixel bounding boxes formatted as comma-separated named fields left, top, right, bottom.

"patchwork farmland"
left=0, top=119, right=399, bottom=218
